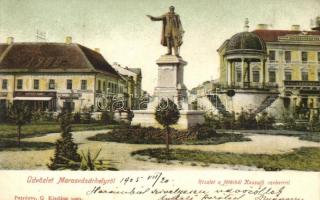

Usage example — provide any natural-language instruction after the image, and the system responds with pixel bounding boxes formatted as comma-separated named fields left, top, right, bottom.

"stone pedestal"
left=131, top=55, right=204, bottom=130
left=148, top=55, right=189, bottom=110
left=132, top=110, right=205, bottom=129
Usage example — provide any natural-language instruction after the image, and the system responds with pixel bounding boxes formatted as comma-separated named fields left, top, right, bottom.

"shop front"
left=13, top=91, right=57, bottom=111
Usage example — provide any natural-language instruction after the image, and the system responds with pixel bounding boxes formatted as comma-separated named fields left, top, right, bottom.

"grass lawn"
left=298, top=133, right=320, bottom=143
left=220, top=130, right=320, bottom=143
left=0, top=138, right=55, bottom=151
left=131, top=147, right=320, bottom=171
left=0, top=122, right=118, bottom=139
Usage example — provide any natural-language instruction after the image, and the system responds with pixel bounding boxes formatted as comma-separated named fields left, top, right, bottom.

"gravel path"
left=0, top=130, right=319, bottom=170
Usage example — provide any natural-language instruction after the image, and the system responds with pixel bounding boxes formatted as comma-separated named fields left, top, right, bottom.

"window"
left=81, top=80, right=87, bottom=90
left=103, top=81, right=106, bottom=92
left=301, top=71, right=308, bottom=81
left=49, top=79, right=55, bottom=90
left=285, top=51, right=291, bottom=63
left=2, top=79, right=8, bottom=90
left=269, top=50, right=276, bottom=62
left=33, top=79, right=39, bottom=90
left=236, top=71, right=241, bottom=82
left=66, top=80, right=72, bottom=90
left=318, top=72, right=320, bottom=81
left=318, top=52, right=320, bottom=63
left=17, top=79, right=23, bottom=89
left=285, top=71, right=292, bottom=81
left=98, top=80, right=101, bottom=91
left=301, top=51, right=308, bottom=63
left=269, top=71, right=276, bottom=82
left=253, top=71, right=260, bottom=82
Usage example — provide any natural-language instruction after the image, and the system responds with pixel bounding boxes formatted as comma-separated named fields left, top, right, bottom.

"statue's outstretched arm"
left=146, top=15, right=165, bottom=21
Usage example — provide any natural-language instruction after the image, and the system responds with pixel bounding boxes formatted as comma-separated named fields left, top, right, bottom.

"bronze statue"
left=147, top=6, right=184, bottom=56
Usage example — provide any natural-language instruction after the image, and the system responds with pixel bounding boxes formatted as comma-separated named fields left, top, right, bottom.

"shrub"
left=101, top=111, right=114, bottom=125
left=73, top=112, right=81, bottom=124
left=257, top=111, right=275, bottom=129
left=48, top=110, right=81, bottom=170
left=189, top=124, right=217, bottom=140
left=221, top=113, right=236, bottom=129
left=236, top=109, right=257, bottom=129
left=31, top=110, right=42, bottom=122
left=308, top=115, right=320, bottom=132
left=281, top=111, right=302, bottom=130
left=155, top=99, right=180, bottom=153
left=81, top=113, right=92, bottom=124
left=8, top=102, right=32, bottom=146
left=204, top=112, right=220, bottom=129
left=204, top=112, right=237, bottom=130
left=88, top=124, right=250, bottom=145
left=0, top=103, right=8, bottom=123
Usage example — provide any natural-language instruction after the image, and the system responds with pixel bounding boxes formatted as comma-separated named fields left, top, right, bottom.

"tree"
left=48, top=110, right=81, bottom=170
left=155, top=98, right=180, bottom=153
left=8, top=102, right=32, bottom=146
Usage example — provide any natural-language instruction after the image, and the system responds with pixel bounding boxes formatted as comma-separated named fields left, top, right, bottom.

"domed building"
left=224, top=28, right=267, bottom=89
left=195, top=17, right=320, bottom=122
left=218, top=20, right=267, bottom=88
left=202, top=19, right=281, bottom=117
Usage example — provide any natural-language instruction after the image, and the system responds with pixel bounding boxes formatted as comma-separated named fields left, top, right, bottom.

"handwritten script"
left=10, top=171, right=315, bottom=200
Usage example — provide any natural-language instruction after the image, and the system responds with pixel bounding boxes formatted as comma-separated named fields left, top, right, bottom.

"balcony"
left=219, top=82, right=278, bottom=90
left=284, top=81, right=320, bottom=92
left=284, top=80, right=320, bottom=87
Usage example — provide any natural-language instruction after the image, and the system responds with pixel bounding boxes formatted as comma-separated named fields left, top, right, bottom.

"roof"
left=127, top=68, right=141, bottom=76
left=0, top=42, right=120, bottom=77
left=0, top=44, right=9, bottom=56
left=252, top=29, right=320, bottom=42
left=226, top=32, right=266, bottom=51
left=112, top=63, right=142, bottom=83
left=225, top=31, right=266, bottom=56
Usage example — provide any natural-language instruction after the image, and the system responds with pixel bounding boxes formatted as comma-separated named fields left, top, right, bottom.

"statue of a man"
left=147, top=6, right=184, bottom=56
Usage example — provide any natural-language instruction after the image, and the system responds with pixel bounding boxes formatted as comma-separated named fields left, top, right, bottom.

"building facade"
left=194, top=16, right=320, bottom=121
left=0, top=37, right=127, bottom=113
left=112, top=63, right=143, bottom=109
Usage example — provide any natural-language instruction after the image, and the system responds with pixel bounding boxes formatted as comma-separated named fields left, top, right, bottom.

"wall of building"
left=0, top=72, right=123, bottom=112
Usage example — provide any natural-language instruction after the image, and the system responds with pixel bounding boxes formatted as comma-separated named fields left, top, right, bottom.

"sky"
left=0, top=0, right=319, bottom=93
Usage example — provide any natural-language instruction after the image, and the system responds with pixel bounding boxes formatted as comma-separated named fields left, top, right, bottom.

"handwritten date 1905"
left=119, top=172, right=169, bottom=187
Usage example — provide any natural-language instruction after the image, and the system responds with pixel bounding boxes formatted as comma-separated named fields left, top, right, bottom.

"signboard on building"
left=58, top=93, right=82, bottom=99
left=13, top=91, right=56, bottom=97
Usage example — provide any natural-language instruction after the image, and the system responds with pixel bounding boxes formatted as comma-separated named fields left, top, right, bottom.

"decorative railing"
left=219, top=82, right=278, bottom=90
left=284, top=81, right=320, bottom=87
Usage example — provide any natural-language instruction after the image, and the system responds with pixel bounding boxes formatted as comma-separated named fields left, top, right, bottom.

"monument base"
left=131, top=109, right=205, bottom=130
left=131, top=54, right=205, bottom=130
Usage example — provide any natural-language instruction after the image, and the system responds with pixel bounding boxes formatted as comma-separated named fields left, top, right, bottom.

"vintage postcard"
left=0, top=0, right=319, bottom=199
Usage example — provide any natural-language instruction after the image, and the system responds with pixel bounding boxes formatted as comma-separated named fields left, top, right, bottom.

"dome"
left=225, top=32, right=266, bottom=55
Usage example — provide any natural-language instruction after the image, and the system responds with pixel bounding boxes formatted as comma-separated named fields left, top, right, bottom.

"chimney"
left=94, top=48, right=100, bottom=53
left=291, top=25, right=300, bottom=31
left=6, top=37, right=14, bottom=44
left=244, top=18, right=249, bottom=32
left=312, top=16, right=320, bottom=31
left=65, top=36, right=72, bottom=44
left=256, top=24, right=269, bottom=30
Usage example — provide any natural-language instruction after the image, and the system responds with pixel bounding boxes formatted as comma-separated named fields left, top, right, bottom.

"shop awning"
left=13, top=97, right=53, bottom=101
